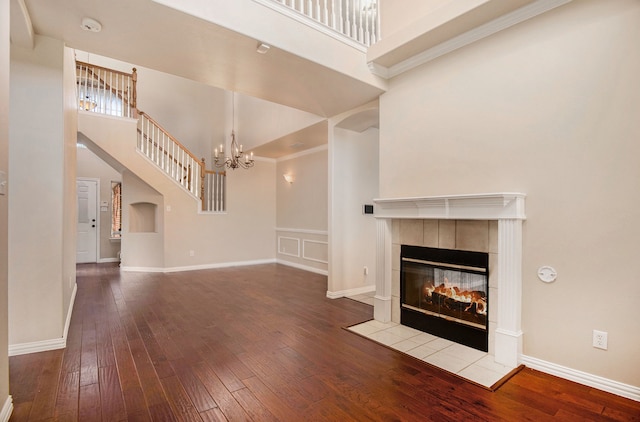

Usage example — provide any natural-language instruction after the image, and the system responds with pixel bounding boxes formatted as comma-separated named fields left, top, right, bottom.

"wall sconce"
left=283, top=174, right=295, bottom=184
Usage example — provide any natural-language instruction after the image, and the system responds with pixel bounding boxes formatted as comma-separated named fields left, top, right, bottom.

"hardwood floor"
left=9, top=263, right=640, bottom=421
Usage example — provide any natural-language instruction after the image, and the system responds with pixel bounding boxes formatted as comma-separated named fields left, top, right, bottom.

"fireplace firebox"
left=401, top=245, right=489, bottom=352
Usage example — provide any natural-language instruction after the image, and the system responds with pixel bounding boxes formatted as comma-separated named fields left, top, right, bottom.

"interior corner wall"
left=328, top=127, right=379, bottom=296
left=378, top=0, right=640, bottom=387
left=76, top=148, right=122, bottom=261
left=0, top=0, right=11, bottom=407
left=276, top=149, right=328, bottom=273
left=121, top=171, right=164, bottom=269
left=61, top=46, right=77, bottom=325
left=8, top=35, right=66, bottom=345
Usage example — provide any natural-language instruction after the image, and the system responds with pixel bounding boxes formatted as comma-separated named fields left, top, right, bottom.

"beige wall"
left=76, top=147, right=122, bottom=261
left=379, top=0, right=640, bottom=386
left=0, top=0, right=10, bottom=408
left=61, top=46, right=77, bottom=329
left=276, top=147, right=328, bottom=273
left=379, top=0, right=450, bottom=36
left=9, top=36, right=68, bottom=345
left=79, top=113, right=276, bottom=270
left=122, top=171, right=165, bottom=268
left=328, top=126, right=379, bottom=295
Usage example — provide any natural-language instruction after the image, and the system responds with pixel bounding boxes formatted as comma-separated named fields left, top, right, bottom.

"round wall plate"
left=537, top=266, right=557, bottom=283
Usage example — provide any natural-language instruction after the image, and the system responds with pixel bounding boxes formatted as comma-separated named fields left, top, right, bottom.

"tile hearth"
left=348, top=319, right=518, bottom=389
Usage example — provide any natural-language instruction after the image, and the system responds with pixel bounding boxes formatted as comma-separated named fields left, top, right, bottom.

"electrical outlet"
left=189, top=250, right=195, bottom=257
left=593, top=330, right=608, bottom=350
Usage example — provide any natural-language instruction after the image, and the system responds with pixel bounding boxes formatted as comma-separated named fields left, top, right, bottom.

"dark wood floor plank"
left=8, top=263, right=640, bottom=422
left=99, top=365, right=127, bottom=421
left=27, top=351, right=63, bottom=420
left=53, top=370, right=79, bottom=420
left=169, top=358, right=218, bottom=413
left=160, top=375, right=203, bottom=422
left=78, top=383, right=101, bottom=421
left=192, top=361, right=251, bottom=422
left=231, top=387, right=278, bottom=422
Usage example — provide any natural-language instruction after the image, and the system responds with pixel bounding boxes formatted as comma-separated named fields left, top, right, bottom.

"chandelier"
left=214, top=92, right=254, bottom=170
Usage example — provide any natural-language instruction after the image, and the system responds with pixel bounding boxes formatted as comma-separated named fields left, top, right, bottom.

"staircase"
left=76, top=61, right=226, bottom=212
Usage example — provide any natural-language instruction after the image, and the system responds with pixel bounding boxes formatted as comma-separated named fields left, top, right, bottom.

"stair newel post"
left=131, top=67, right=138, bottom=118
left=200, top=158, right=206, bottom=211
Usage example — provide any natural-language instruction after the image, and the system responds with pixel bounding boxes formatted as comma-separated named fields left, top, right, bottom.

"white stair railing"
left=76, top=61, right=137, bottom=118
left=137, top=112, right=203, bottom=199
left=203, top=168, right=227, bottom=212
left=255, top=0, right=380, bottom=47
left=77, top=61, right=227, bottom=213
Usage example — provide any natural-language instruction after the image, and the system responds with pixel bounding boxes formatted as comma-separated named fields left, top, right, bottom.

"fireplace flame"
left=423, top=278, right=487, bottom=315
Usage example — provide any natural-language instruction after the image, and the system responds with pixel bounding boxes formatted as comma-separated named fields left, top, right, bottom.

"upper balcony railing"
left=254, top=0, right=380, bottom=48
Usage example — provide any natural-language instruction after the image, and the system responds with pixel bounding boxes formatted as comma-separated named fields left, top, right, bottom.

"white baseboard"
left=8, top=283, right=77, bottom=357
left=276, top=259, right=328, bottom=276
left=521, top=354, right=640, bottom=402
left=97, top=257, right=120, bottom=263
left=9, top=337, right=66, bottom=356
left=63, top=283, right=77, bottom=340
left=122, top=258, right=277, bottom=273
left=0, top=396, right=12, bottom=422
left=326, top=284, right=375, bottom=299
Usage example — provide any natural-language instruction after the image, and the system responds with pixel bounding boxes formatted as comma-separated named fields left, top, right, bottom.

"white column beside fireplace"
left=373, top=193, right=526, bottom=368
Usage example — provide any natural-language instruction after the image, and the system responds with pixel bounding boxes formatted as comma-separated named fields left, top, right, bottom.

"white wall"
left=77, top=147, right=122, bottom=261
left=328, top=125, right=379, bottom=297
left=276, top=147, right=328, bottom=273
left=0, top=0, right=11, bottom=409
left=9, top=36, right=71, bottom=345
left=378, top=0, right=640, bottom=387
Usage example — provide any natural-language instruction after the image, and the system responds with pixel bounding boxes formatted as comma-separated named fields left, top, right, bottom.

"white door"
left=76, top=179, right=98, bottom=263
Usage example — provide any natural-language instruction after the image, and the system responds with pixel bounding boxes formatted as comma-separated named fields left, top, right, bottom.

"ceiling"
left=11, top=0, right=382, bottom=144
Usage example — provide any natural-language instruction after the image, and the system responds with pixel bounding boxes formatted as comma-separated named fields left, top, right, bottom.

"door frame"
left=77, top=177, right=100, bottom=263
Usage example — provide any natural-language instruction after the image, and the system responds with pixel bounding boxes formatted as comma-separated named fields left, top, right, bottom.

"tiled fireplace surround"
left=372, top=193, right=526, bottom=368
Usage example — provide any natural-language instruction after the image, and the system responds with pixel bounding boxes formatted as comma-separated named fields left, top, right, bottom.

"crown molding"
left=368, top=0, right=571, bottom=79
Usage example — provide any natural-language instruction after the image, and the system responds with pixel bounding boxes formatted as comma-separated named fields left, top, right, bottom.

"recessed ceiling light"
left=81, top=17, right=102, bottom=33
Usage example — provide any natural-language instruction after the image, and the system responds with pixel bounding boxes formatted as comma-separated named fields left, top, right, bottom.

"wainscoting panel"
left=276, top=228, right=328, bottom=275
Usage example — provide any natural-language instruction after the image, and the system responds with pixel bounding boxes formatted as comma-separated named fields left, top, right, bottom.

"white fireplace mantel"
left=373, top=192, right=526, bottom=220
left=372, top=192, right=526, bottom=368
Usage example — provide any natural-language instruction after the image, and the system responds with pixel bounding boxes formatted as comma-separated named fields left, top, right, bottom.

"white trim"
left=277, top=258, right=328, bottom=276
left=122, top=258, right=277, bottom=273
left=9, top=337, right=66, bottom=356
left=521, top=355, right=640, bottom=402
left=277, top=144, right=328, bottom=162
left=278, top=236, right=300, bottom=258
left=374, top=295, right=392, bottom=322
left=302, top=239, right=328, bottom=264
left=251, top=0, right=368, bottom=52
left=0, top=396, right=12, bottom=422
left=98, top=257, right=120, bottom=263
left=369, top=0, right=571, bottom=79
left=276, top=227, right=328, bottom=236
left=326, top=284, right=375, bottom=299
left=63, top=283, right=77, bottom=340
left=373, top=193, right=526, bottom=220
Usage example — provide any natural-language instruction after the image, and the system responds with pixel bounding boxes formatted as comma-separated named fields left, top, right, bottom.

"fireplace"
left=373, top=193, right=526, bottom=367
left=401, top=245, right=489, bottom=351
